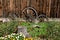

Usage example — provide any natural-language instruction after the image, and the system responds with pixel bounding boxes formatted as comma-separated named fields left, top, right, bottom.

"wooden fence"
left=0, top=0, right=60, bottom=18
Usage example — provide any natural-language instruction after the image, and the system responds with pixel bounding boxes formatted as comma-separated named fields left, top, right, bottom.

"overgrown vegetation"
left=19, top=21, right=60, bottom=40
left=0, top=20, right=18, bottom=37
left=0, top=33, right=24, bottom=40
left=0, top=21, right=60, bottom=40
left=46, top=21, right=60, bottom=40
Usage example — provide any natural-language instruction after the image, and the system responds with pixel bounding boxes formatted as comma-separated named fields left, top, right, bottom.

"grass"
left=0, top=20, right=18, bottom=37
left=0, top=21, right=60, bottom=40
left=19, top=21, right=60, bottom=40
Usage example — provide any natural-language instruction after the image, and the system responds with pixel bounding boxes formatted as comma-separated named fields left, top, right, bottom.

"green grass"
left=19, top=22, right=49, bottom=37
left=0, top=20, right=18, bottom=37
left=19, top=21, right=60, bottom=40
left=0, top=21, right=60, bottom=40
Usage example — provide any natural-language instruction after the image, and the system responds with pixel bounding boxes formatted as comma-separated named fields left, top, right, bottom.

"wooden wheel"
left=38, top=14, right=48, bottom=22
left=22, top=7, right=38, bottom=22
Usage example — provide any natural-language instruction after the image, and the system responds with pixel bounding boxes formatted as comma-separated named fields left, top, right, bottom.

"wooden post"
left=57, top=0, right=60, bottom=18
left=46, top=0, right=51, bottom=17
left=43, top=0, right=46, bottom=13
left=1, top=0, right=4, bottom=17
left=49, top=0, right=51, bottom=17
left=10, top=0, right=14, bottom=11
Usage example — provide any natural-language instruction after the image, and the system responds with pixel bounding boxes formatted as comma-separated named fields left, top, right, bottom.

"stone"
left=18, top=26, right=31, bottom=38
left=0, top=18, right=10, bottom=23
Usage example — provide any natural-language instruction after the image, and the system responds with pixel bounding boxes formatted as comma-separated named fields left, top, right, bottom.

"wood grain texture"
left=0, top=0, right=60, bottom=18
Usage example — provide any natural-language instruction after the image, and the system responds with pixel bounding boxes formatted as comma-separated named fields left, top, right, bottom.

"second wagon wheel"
left=22, top=7, right=38, bottom=22
left=38, top=13, right=48, bottom=22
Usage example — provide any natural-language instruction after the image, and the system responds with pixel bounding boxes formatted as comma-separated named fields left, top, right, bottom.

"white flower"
left=0, top=37, right=5, bottom=39
left=19, top=32, right=25, bottom=38
left=22, top=34, right=25, bottom=38
left=16, top=37, right=18, bottom=39
left=17, top=36, right=19, bottom=38
left=5, top=36, right=8, bottom=38
left=7, top=35, right=11, bottom=38
left=10, top=33, right=16, bottom=37
left=0, top=33, right=25, bottom=40
left=17, top=38, right=19, bottom=40
left=20, top=32, right=23, bottom=36
left=12, top=33, right=16, bottom=35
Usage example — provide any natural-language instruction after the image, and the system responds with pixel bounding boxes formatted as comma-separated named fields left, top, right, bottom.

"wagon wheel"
left=38, top=14, right=48, bottom=22
left=22, top=7, right=38, bottom=22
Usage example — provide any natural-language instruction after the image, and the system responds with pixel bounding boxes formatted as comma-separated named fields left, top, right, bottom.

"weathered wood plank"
left=0, top=0, right=60, bottom=18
